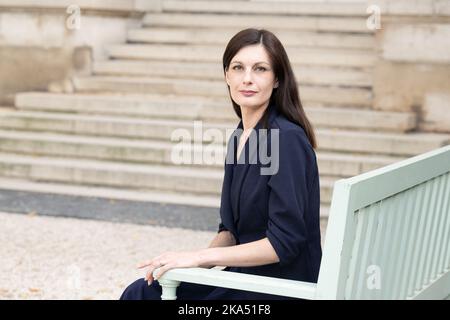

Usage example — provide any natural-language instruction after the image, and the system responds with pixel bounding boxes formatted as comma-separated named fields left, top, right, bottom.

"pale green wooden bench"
left=155, top=145, right=450, bottom=300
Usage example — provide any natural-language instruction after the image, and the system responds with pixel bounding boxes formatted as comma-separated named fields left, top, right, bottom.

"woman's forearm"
left=199, top=238, right=279, bottom=268
left=201, top=231, right=237, bottom=268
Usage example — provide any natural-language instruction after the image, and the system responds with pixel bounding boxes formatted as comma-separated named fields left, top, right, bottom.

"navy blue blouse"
left=217, top=102, right=322, bottom=285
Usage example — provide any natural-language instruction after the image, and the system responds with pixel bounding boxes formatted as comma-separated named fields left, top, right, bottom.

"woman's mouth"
left=239, top=90, right=257, bottom=97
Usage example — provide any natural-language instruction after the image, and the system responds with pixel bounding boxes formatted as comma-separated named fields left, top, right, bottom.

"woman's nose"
left=243, top=68, right=253, bottom=83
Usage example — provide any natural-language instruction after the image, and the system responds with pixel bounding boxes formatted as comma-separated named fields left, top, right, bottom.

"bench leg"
left=158, top=278, right=181, bottom=300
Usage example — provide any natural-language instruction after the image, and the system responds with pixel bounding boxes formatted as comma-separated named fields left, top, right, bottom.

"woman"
left=120, top=28, right=321, bottom=300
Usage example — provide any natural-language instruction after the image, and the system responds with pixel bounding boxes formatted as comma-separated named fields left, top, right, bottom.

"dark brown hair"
left=222, top=28, right=317, bottom=149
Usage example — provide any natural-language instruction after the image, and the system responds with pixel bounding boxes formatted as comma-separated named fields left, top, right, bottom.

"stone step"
left=0, top=128, right=227, bottom=166
left=106, top=44, right=376, bottom=68
left=15, top=92, right=233, bottom=121
left=317, top=129, right=450, bottom=157
left=127, top=27, right=375, bottom=49
left=160, top=1, right=369, bottom=17
left=93, top=60, right=373, bottom=88
left=0, top=152, right=336, bottom=203
left=5, top=100, right=418, bottom=133
left=0, top=151, right=223, bottom=195
left=0, top=128, right=406, bottom=177
left=0, top=111, right=232, bottom=142
left=143, top=13, right=372, bottom=33
left=309, top=107, right=416, bottom=132
left=320, top=176, right=336, bottom=205
left=72, top=76, right=373, bottom=108
left=316, top=152, right=405, bottom=177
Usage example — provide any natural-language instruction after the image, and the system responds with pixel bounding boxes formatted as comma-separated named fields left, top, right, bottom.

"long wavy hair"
left=222, top=28, right=317, bottom=149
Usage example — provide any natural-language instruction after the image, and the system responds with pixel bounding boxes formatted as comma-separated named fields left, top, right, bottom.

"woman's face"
left=225, top=44, right=278, bottom=112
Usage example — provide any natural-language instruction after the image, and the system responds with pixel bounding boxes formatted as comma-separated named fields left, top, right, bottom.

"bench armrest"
left=155, top=267, right=317, bottom=299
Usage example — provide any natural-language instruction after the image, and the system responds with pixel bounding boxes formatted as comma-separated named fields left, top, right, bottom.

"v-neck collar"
left=234, top=103, right=278, bottom=165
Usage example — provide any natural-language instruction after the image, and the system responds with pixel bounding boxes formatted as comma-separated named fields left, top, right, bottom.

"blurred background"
left=0, top=0, right=449, bottom=299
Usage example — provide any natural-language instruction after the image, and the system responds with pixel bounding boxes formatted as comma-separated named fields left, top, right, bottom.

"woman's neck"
left=240, top=102, right=269, bottom=131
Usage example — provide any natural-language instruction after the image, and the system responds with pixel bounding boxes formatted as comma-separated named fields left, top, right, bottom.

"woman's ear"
left=225, top=70, right=230, bottom=87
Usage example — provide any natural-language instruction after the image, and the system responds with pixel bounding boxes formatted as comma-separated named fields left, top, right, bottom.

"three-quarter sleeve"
left=218, top=222, right=228, bottom=233
left=265, top=129, right=316, bottom=266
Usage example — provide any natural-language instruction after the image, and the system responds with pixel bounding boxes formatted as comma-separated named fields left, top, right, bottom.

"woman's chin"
left=238, top=102, right=267, bottom=111
left=233, top=99, right=259, bottom=109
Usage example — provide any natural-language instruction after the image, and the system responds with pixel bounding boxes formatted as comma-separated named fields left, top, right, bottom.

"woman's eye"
left=230, top=65, right=267, bottom=71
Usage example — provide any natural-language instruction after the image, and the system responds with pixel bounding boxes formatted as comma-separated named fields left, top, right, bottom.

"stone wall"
left=371, top=0, right=450, bottom=132
left=0, top=0, right=161, bottom=105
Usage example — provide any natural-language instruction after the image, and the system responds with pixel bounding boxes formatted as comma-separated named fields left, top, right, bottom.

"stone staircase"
left=1, top=1, right=450, bottom=217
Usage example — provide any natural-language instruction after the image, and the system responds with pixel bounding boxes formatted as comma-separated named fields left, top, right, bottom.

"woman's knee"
left=119, top=278, right=162, bottom=300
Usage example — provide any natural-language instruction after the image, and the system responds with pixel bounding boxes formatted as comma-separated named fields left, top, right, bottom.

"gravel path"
left=0, top=211, right=328, bottom=300
left=0, top=211, right=216, bottom=300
